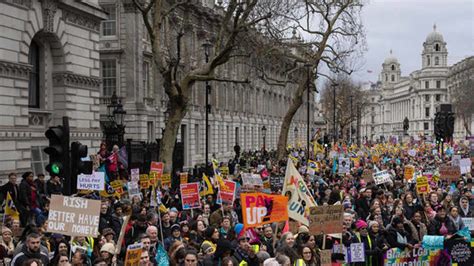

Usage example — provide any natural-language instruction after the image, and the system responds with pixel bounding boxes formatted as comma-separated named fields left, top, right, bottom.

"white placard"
left=408, top=149, right=416, bottom=157
left=77, top=172, right=105, bottom=191
left=462, top=217, right=474, bottom=231
left=127, top=181, right=141, bottom=198
left=452, top=155, right=461, bottom=166
left=350, top=243, right=365, bottom=263
left=459, top=158, right=472, bottom=174
left=373, top=170, right=391, bottom=185
left=130, top=168, right=139, bottom=182
left=338, top=157, right=350, bottom=174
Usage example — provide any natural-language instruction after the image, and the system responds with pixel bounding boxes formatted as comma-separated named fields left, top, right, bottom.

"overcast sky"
left=352, top=0, right=474, bottom=85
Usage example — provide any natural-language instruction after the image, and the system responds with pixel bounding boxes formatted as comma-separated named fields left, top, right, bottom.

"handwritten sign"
left=180, top=183, right=201, bottom=210
left=307, top=205, right=344, bottom=234
left=349, top=243, right=365, bottom=263
left=241, top=193, right=288, bottom=228
left=404, top=165, right=415, bottom=181
left=320, top=250, right=332, bottom=266
left=125, top=243, right=143, bottom=266
left=130, top=168, right=139, bottom=182
left=77, top=172, right=104, bottom=191
left=242, top=173, right=264, bottom=187
left=460, top=158, right=472, bottom=174
left=373, top=170, right=391, bottom=185
left=439, top=165, right=461, bottom=182
left=269, top=175, right=284, bottom=192
left=47, top=195, right=101, bottom=237
left=127, top=181, right=141, bottom=199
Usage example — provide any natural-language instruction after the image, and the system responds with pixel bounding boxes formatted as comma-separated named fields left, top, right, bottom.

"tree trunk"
left=276, top=82, right=305, bottom=161
left=462, top=114, right=472, bottom=136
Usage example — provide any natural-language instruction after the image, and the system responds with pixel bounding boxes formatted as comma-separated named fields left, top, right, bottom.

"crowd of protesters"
left=0, top=139, right=473, bottom=266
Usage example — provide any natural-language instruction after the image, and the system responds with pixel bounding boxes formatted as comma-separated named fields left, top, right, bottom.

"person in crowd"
left=0, top=226, right=15, bottom=263
left=428, top=206, right=457, bottom=236
left=11, top=233, right=49, bottom=265
left=46, top=174, right=62, bottom=196
left=386, top=217, right=414, bottom=250
left=51, top=251, right=70, bottom=266
left=260, top=224, right=275, bottom=257
left=125, top=214, right=148, bottom=246
left=71, top=249, right=88, bottom=266
left=297, top=244, right=317, bottom=266
left=0, top=172, right=19, bottom=207
left=410, top=211, right=428, bottom=243
left=139, top=250, right=151, bottom=266
left=447, top=206, right=465, bottom=231
left=164, top=224, right=183, bottom=251
left=458, top=196, right=473, bottom=217
left=232, top=235, right=259, bottom=266
left=200, top=226, right=219, bottom=255
left=18, top=172, right=40, bottom=227
left=355, top=188, right=372, bottom=221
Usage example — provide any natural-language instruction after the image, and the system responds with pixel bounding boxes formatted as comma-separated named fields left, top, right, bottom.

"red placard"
left=180, top=183, right=201, bottom=210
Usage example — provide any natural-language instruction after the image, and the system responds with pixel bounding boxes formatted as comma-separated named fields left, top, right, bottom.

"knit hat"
left=170, top=224, right=180, bottom=232
left=1, top=227, right=12, bottom=235
left=100, top=243, right=115, bottom=254
left=102, top=228, right=115, bottom=237
left=201, top=242, right=214, bottom=254
left=368, top=221, right=378, bottom=229
left=298, top=225, right=309, bottom=234
left=234, top=223, right=244, bottom=236
left=355, top=219, right=368, bottom=230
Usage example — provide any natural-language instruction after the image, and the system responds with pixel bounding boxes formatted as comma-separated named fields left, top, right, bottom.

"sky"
left=352, top=0, right=474, bottom=85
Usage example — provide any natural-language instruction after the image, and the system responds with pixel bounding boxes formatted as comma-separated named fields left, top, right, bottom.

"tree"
left=262, top=0, right=366, bottom=160
left=450, top=64, right=474, bottom=136
left=132, top=0, right=275, bottom=172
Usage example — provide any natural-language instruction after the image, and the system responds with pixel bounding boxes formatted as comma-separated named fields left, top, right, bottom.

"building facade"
left=0, top=0, right=106, bottom=183
left=360, top=26, right=472, bottom=142
left=98, top=0, right=316, bottom=168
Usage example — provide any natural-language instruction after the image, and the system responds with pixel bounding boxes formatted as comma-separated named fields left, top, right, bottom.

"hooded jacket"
left=10, top=242, right=49, bottom=266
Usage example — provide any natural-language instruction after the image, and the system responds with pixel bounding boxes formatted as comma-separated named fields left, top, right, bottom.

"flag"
left=332, top=157, right=338, bottom=174
left=282, top=159, right=317, bottom=226
left=282, top=220, right=290, bottom=234
left=200, top=174, right=214, bottom=197
left=107, top=152, right=118, bottom=173
left=155, top=243, right=169, bottom=266
left=5, top=192, right=19, bottom=221
left=118, top=146, right=128, bottom=169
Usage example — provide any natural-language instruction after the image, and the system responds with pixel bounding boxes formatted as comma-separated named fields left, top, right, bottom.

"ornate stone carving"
left=62, top=9, right=101, bottom=32
left=0, top=60, right=32, bottom=80
left=52, top=72, right=101, bottom=89
left=0, top=0, right=32, bottom=9
left=41, top=0, right=58, bottom=33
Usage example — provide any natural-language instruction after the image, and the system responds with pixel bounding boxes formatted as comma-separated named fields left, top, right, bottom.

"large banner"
left=282, top=159, right=317, bottom=226
left=384, top=247, right=441, bottom=265
left=439, top=165, right=461, bottom=182
left=47, top=195, right=101, bottom=237
left=242, top=173, right=264, bottom=187
left=307, top=205, right=344, bottom=234
left=217, top=180, right=236, bottom=204
left=77, top=172, right=105, bottom=191
left=180, top=183, right=201, bottom=210
left=241, top=193, right=288, bottom=228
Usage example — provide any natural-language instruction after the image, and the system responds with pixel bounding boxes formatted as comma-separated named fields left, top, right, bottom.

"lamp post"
left=262, top=126, right=267, bottom=151
left=331, top=83, right=338, bottom=144
left=103, top=91, right=127, bottom=150
left=294, top=126, right=298, bottom=147
left=202, top=40, right=212, bottom=165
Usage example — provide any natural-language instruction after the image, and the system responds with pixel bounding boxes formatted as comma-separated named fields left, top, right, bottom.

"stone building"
left=98, top=0, right=316, bottom=168
left=359, top=25, right=472, bottom=142
left=0, top=0, right=106, bottom=182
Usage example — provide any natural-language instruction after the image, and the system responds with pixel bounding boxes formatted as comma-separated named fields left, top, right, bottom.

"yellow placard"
left=139, top=174, right=149, bottom=190
left=162, top=173, right=171, bottom=188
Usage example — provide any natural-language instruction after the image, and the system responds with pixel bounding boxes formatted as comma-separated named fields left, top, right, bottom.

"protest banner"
left=179, top=172, right=188, bottom=184
left=307, top=205, right=344, bottom=234
left=242, top=173, right=264, bottom=187
left=446, top=238, right=474, bottom=266
left=348, top=243, right=365, bottom=263
left=462, top=218, right=474, bottom=231
left=180, top=182, right=201, bottom=210
left=130, top=168, right=139, bottom=182
left=162, top=173, right=171, bottom=188
left=111, top=180, right=124, bottom=196
left=351, top=157, right=360, bottom=168
left=320, top=250, right=332, bottom=266
left=338, top=157, right=350, bottom=174
left=241, top=193, right=288, bottom=228
left=199, top=174, right=214, bottom=197
left=269, top=175, right=284, bottom=192
left=77, top=172, right=105, bottom=191
left=416, top=176, right=429, bottom=194
left=404, top=165, right=415, bottom=181
left=362, top=169, right=374, bottom=183
left=217, top=180, right=236, bottom=204
left=148, top=172, right=157, bottom=187
left=150, top=161, right=164, bottom=180
left=439, top=164, right=461, bottom=182
left=47, top=195, right=101, bottom=237
left=459, top=158, right=472, bottom=174
left=125, top=243, right=143, bottom=266
left=373, top=170, right=391, bottom=185
left=127, top=181, right=141, bottom=199
left=139, top=174, right=149, bottom=190
left=384, top=247, right=441, bottom=265
left=283, top=159, right=317, bottom=226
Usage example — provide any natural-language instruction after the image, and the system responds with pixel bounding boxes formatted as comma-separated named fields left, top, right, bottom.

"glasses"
left=140, top=256, right=149, bottom=260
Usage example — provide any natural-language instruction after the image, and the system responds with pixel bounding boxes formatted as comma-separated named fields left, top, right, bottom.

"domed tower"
left=422, top=24, right=448, bottom=68
left=380, top=50, right=401, bottom=85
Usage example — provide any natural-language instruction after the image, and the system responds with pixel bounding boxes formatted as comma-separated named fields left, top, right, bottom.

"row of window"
left=425, top=80, right=442, bottom=89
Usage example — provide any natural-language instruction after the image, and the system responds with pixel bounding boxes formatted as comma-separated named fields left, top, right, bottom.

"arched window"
left=385, top=74, right=388, bottom=81
left=391, top=75, right=395, bottom=82
left=391, top=65, right=395, bottom=71
left=435, top=44, right=440, bottom=51
left=427, top=55, right=431, bottom=66
left=434, top=56, right=439, bottom=65
left=28, top=40, right=40, bottom=108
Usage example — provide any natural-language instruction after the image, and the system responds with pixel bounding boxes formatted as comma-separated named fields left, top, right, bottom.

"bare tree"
left=451, top=72, right=474, bottom=136
left=131, top=0, right=276, bottom=172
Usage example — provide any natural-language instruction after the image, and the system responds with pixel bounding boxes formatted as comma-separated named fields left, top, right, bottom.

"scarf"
left=449, top=215, right=462, bottom=231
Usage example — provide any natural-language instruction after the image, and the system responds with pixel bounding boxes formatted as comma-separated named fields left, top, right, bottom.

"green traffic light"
left=51, top=163, right=61, bottom=175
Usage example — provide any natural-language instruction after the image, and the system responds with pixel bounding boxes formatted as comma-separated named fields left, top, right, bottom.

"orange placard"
left=180, top=172, right=188, bottom=184
left=150, top=162, right=164, bottom=182
left=241, top=193, right=288, bottom=228
left=404, top=165, right=415, bottom=181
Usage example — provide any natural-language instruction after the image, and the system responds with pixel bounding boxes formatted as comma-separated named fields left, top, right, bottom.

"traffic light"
left=44, top=126, right=69, bottom=176
left=71, top=141, right=93, bottom=175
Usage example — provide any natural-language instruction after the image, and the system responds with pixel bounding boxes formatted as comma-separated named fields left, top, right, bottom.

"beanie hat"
left=391, top=216, right=403, bottom=226
left=234, top=223, right=244, bottom=236
left=298, top=225, right=309, bottom=234
left=170, top=224, right=180, bottom=232
left=201, top=242, right=214, bottom=254
left=100, top=243, right=115, bottom=254
left=368, top=221, right=378, bottom=229
left=1, top=227, right=12, bottom=235
left=355, top=219, right=368, bottom=230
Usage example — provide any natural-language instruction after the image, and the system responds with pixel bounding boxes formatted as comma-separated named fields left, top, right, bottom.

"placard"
left=180, top=182, right=201, bottom=210
left=307, top=205, right=344, bottom=234
left=47, top=195, right=101, bottom=237
left=180, top=172, right=188, bottom=184
left=125, top=243, right=143, bottom=266
left=439, top=165, right=461, bottom=182
left=139, top=174, right=149, bottom=190
left=162, top=173, right=171, bottom=188
left=269, top=175, right=284, bottom=192
left=362, top=169, right=374, bottom=183
left=460, top=158, right=472, bottom=174
left=404, top=165, right=415, bottom=181
left=349, top=243, right=365, bottom=263
left=462, top=218, right=474, bottom=231
left=242, top=173, right=264, bottom=187
left=416, top=176, right=429, bottom=194
left=77, top=172, right=105, bottom=191
left=111, top=180, right=124, bottom=196
left=241, top=193, right=288, bottom=228
left=338, top=157, right=350, bottom=174
left=408, top=149, right=416, bottom=157
left=130, top=168, right=139, bottom=182
left=373, top=170, right=391, bottom=185
left=217, top=180, right=236, bottom=204
left=150, top=162, right=163, bottom=179
left=320, top=250, right=332, bottom=266
left=127, top=181, right=141, bottom=199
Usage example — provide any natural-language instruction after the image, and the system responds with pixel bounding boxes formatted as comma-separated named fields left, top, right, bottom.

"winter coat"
left=385, top=226, right=413, bottom=250
left=10, top=243, right=49, bottom=266
left=428, top=216, right=457, bottom=236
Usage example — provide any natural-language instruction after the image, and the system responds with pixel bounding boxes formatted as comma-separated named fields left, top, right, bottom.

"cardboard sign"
left=416, top=176, right=429, bottom=194
left=180, top=183, right=201, bottom=210
left=320, top=250, right=332, bottom=266
left=242, top=173, right=264, bottom=187
left=439, top=165, right=461, bottom=182
left=462, top=218, right=474, bottom=231
left=404, top=165, right=415, bottom=181
left=241, top=193, right=288, bottom=228
left=139, top=174, right=149, bottom=190
left=373, top=170, right=391, bottom=185
left=77, top=172, right=105, bottom=191
left=47, top=195, right=101, bottom=237
left=162, top=173, right=171, bottom=188
left=307, top=205, right=344, bottom=234
left=362, top=169, right=374, bottom=183
left=130, top=168, right=139, bottom=182
left=111, top=180, right=124, bottom=196
left=180, top=172, right=188, bottom=184
left=125, top=243, right=143, bottom=266
left=217, top=180, right=236, bottom=204
left=269, top=176, right=284, bottom=192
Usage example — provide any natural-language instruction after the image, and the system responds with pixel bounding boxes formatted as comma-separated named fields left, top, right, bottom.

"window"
left=101, top=59, right=116, bottom=96
left=425, top=95, right=430, bottom=102
left=435, top=94, right=440, bottom=101
left=143, top=61, right=150, bottom=97
left=101, top=5, right=116, bottom=36
left=147, top=121, right=154, bottom=142
left=425, top=81, right=429, bottom=89
left=372, top=98, right=375, bottom=102
left=28, top=40, right=40, bottom=108
left=226, top=126, right=230, bottom=152
left=195, top=124, right=200, bottom=154
left=391, top=65, right=395, bottom=71
left=31, top=146, right=48, bottom=177
left=436, top=80, right=441, bottom=88
left=371, top=107, right=375, bottom=112
left=385, top=74, right=388, bottom=82
left=434, top=56, right=439, bottom=65
left=427, top=55, right=431, bottom=66
left=425, top=107, right=430, bottom=117
left=371, top=116, right=375, bottom=123
left=424, top=122, right=429, bottom=130
left=435, top=43, right=440, bottom=51
left=391, top=75, right=395, bottom=82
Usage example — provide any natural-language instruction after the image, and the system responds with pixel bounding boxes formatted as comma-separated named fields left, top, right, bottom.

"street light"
left=202, top=40, right=212, bottom=165
left=261, top=126, right=267, bottom=151
left=103, top=91, right=127, bottom=149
